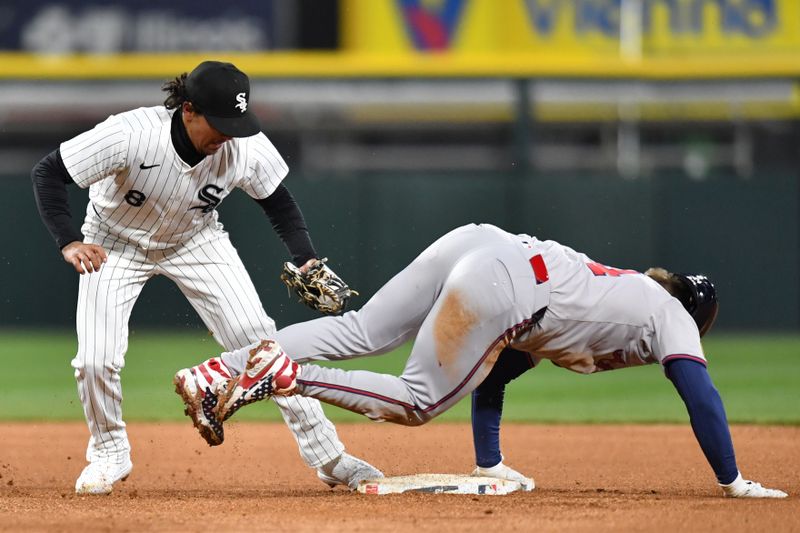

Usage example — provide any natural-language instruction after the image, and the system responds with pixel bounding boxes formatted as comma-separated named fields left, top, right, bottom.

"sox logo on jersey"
left=190, top=184, right=224, bottom=213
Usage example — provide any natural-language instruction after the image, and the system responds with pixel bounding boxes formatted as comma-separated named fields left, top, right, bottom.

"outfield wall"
left=3, top=0, right=800, bottom=80
left=3, top=171, right=796, bottom=331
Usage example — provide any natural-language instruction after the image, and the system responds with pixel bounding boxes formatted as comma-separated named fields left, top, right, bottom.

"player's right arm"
left=32, top=115, right=127, bottom=274
left=31, top=149, right=107, bottom=274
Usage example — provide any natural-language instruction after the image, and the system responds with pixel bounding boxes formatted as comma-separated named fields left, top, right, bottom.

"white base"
left=357, top=473, right=523, bottom=495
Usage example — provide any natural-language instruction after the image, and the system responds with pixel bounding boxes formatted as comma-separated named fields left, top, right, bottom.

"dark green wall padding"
left=3, top=171, right=796, bottom=330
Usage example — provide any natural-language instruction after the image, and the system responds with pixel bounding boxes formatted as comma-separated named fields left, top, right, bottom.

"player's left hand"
left=719, top=472, right=788, bottom=498
left=471, top=461, right=535, bottom=491
left=281, top=257, right=358, bottom=315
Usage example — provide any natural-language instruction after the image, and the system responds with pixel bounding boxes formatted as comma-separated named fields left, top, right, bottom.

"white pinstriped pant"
left=73, top=228, right=344, bottom=467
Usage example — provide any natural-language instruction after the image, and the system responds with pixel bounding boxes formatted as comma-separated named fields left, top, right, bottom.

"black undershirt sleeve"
left=31, top=149, right=84, bottom=250
left=255, top=183, right=317, bottom=266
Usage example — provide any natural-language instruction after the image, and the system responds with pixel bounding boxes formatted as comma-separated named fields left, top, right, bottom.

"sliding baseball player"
left=184, top=223, right=786, bottom=498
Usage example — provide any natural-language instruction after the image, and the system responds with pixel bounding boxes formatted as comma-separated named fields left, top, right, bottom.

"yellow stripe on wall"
left=1, top=51, right=799, bottom=80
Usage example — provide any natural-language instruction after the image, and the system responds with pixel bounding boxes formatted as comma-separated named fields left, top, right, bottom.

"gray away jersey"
left=60, top=106, right=288, bottom=250
left=509, top=234, right=706, bottom=373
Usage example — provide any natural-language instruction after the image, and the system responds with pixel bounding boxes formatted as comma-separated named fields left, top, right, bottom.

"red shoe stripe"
left=238, top=356, right=276, bottom=390
left=198, top=363, right=216, bottom=386
left=207, top=358, right=231, bottom=379
left=275, top=355, right=290, bottom=377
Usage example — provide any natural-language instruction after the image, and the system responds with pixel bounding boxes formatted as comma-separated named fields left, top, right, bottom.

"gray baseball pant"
left=223, top=224, right=550, bottom=425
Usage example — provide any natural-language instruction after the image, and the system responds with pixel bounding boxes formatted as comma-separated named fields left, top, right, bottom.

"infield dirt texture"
left=1, top=422, right=797, bottom=532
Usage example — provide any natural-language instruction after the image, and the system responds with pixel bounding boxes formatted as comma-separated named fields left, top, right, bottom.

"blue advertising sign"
left=0, top=0, right=278, bottom=52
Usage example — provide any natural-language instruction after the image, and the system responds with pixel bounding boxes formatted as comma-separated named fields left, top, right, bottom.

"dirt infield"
left=1, top=422, right=797, bottom=532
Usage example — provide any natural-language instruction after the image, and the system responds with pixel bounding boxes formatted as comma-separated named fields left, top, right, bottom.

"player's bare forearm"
left=62, top=241, right=108, bottom=274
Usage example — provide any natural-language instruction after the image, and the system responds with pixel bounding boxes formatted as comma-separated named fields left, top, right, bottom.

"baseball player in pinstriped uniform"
left=31, top=61, right=381, bottom=495
left=200, top=223, right=786, bottom=498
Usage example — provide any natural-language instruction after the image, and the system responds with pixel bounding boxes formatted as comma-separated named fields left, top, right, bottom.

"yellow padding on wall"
left=1, top=52, right=799, bottom=79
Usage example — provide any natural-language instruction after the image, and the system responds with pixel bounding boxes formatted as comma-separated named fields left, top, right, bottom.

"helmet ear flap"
left=674, top=273, right=719, bottom=337
left=697, top=300, right=720, bottom=337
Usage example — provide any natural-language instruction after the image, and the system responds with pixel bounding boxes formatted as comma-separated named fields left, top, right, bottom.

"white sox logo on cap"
left=235, top=93, right=247, bottom=113
left=185, top=61, right=260, bottom=137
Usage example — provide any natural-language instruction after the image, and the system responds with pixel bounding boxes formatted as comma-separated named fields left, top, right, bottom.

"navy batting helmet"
left=674, top=273, right=719, bottom=337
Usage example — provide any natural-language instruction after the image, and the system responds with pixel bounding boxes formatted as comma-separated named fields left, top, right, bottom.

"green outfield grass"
left=1, top=329, right=798, bottom=424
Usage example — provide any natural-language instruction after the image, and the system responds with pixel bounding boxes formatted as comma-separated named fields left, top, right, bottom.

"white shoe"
left=174, top=357, right=232, bottom=446
left=215, top=340, right=299, bottom=422
left=317, top=453, right=384, bottom=490
left=472, top=461, right=535, bottom=491
left=75, top=456, right=133, bottom=495
left=720, top=472, right=788, bottom=498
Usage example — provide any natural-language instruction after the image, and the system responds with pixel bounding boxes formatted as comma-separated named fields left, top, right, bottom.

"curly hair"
left=645, top=267, right=691, bottom=303
left=162, top=73, right=201, bottom=112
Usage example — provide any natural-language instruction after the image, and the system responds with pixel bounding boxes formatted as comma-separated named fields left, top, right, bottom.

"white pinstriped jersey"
left=63, top=105, right=345, bottom=469
left=507, top=231, right=706, bottom=374
left=60, top=106, right=288, bottom=250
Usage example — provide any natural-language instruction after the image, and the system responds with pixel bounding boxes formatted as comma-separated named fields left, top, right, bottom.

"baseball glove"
left=280, top=258, right=358, bottom=315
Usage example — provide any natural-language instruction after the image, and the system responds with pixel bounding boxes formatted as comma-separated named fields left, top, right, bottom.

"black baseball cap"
left=185, top=61, right=260, bottom=137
